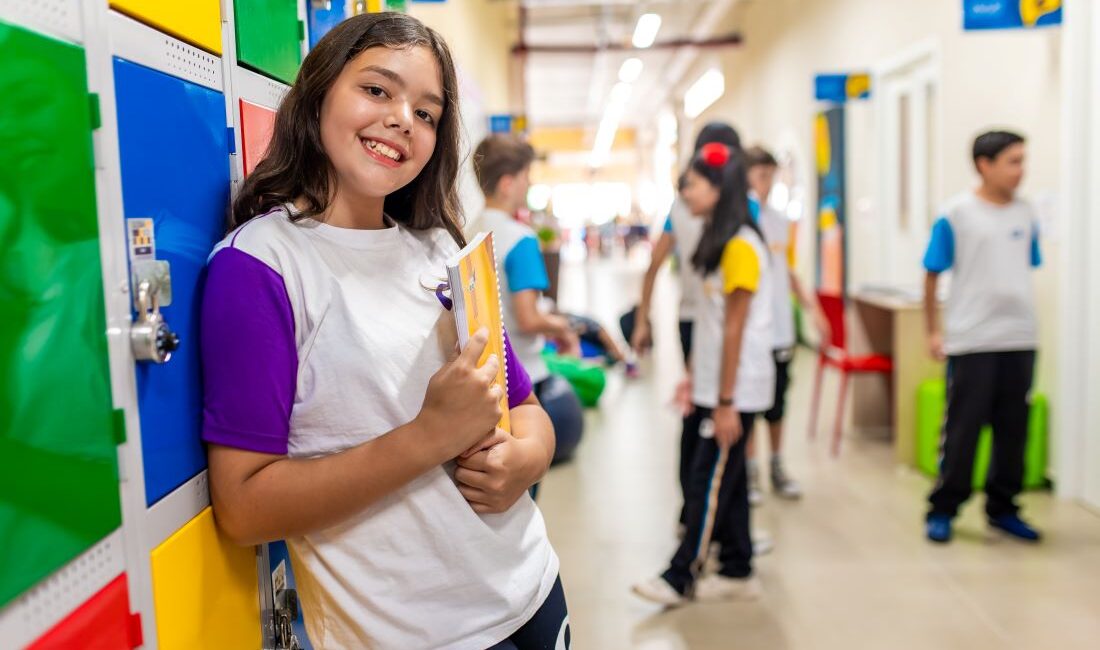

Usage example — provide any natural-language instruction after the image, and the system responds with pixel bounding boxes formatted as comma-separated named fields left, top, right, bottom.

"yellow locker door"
left=111, top=0, right=223, bottom=54
left=151, top=507, right=260, bottom=649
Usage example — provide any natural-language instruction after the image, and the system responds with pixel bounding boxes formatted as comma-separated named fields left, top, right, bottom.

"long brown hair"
left=231, top=12, right=466, bottom=247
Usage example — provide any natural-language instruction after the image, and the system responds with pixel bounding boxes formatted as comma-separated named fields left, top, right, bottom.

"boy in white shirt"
left=743, top=146, right=830, bottom=505
left=923, top=130, right=1042, bottom=544
left=467, top=134, right=579, bottom=393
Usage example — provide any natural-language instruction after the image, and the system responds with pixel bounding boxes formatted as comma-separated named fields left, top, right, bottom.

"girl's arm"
left=209, top=332, right=504, bottom=546
left=633, top=231, right=675, bottom=353
left=454, top=393, right=555, bottom=514
left=510, top=394, right=556, bottom=475
left=713, top=289, right=753, bottom=448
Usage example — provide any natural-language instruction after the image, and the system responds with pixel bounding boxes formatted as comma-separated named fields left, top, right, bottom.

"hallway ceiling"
left=516, top=0, right=740, bottom=133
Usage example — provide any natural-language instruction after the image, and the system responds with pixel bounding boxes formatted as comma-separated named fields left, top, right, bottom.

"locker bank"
left=0, top=1, right=356, bottom=647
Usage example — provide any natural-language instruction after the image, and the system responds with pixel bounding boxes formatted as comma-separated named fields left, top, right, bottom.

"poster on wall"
left=963, top=0, right=1062, bottom=30
left=814, top=73, right=871, bottom=103
left=815, top=106, right=846, bottom=297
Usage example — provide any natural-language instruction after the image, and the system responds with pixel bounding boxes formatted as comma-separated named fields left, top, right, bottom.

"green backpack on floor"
left=542, top=351, right=607, bottom=407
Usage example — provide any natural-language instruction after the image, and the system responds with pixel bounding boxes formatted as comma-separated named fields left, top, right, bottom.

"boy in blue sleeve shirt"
left=923, top=130, right=1043, bottom=544
left=468, top=134, right=578, bottom=395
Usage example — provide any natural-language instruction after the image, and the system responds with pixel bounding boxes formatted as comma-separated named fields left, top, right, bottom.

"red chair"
left=807, top=292, right=893, bottom=456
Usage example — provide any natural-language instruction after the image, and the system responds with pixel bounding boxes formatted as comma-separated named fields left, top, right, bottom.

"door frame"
left=873, top=39, right=942, bottom=288
left=1058, top=0, right=1100, bottom=510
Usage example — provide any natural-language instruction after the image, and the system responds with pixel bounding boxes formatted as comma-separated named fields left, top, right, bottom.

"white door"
left=875, top=43, right=940, bottom=291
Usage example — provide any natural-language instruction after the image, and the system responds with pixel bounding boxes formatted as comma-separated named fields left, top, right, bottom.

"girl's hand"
left=460, top=428, right=509, bottom=459
left=631, top=318, right=653, bottom=354
left=713, top=406, right=742, bottom=449
left=672, top=376, right=694, bottom=417
left=454, top=433, right=544, bottom=514
left=554, top=329, right=581, bottom=357
left=416, top=329, right=503, bottom=459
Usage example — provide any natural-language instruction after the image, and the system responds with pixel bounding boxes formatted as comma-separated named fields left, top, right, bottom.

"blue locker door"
left=307, top=2, right=346, bottom=49
left=268, top=541, right=314, bottom=649
left=113, top=58, right=231, bottom=505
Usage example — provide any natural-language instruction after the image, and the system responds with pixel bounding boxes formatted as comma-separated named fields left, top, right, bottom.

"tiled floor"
left=538, top=252, right=1100, bottom=649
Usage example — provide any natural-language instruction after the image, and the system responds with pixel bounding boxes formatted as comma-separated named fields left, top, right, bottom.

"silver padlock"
left=131, top=279, right=180, bottom=364
left=274, top=588, right=302, bottom=650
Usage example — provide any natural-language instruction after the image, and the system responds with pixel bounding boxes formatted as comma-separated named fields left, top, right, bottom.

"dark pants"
left=486, top=577, right=570, bottom=649
left=675, top=320, right=697, bottom=525
left=679, top=320, right=694, bottom=365
left=927, top=350, right=1035, bottom=520
left=764, top=347, right=793, bottom=424
left=677, top=410, right=700, bottom=526
left=664, top=407, right=755, bottom=595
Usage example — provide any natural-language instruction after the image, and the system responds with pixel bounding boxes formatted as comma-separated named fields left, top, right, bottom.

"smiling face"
left=319, top=45, right=445, bottom=206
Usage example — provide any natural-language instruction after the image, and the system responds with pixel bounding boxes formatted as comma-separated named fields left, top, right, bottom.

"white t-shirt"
left=666, top=198, right=706, bottom=321
left=467, top=209, right=551, bottom=383
left=206, top=208, right=559, bottom=649
left=923, top=193, right=1041, bottom=355
left=691, top=225, right=776, bottom=412
left=758, top=202, right=796, bottom=350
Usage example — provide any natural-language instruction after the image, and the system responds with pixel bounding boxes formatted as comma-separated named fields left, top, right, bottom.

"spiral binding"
left=485, top=233, right=509, bottom=399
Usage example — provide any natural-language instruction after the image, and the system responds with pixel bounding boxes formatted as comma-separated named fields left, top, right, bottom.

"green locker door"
left=0, top=21, right=122, bottom=606
left=234, top=0, right=303, bottom=84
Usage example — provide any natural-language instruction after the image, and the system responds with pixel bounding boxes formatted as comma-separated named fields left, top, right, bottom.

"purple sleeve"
left=201, top=247, right=297, bottom=455
left=504, top=329, right=533, bottom=408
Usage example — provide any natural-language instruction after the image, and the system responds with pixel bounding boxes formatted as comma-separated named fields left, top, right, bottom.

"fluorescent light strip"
left=618, top=57, right=644, bottom=83
left=590, top=82, right=632, bottom=168
left=684, top=68, right=725, bottom=119
left=632, top=13, right=661, bottom=49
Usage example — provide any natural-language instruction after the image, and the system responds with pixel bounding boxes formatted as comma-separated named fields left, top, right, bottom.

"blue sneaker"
left=989, top=515, right=1042, bottom=542
left=926, top=515, right=953, bottom=543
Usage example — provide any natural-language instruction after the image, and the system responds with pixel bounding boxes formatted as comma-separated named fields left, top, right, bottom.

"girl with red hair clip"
left=633, top=141, right=774, bottom=606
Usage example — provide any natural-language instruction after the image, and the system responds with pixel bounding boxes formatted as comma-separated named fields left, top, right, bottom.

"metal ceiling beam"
left=514, top=32, right=742, bottom=54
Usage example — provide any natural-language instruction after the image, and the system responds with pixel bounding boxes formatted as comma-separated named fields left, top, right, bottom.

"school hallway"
left=538, top=253, right=1100, bottom=650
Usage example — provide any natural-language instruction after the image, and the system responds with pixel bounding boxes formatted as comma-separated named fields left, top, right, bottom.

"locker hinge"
left=112, top=408, right=127, bottom=445
left=227, top=126, right=237, bottom=154
left=128, top=612, right=144, bottom=648
left=88, top=93, right=102, bottom=130
left=298, top=20, right=306, bottom=42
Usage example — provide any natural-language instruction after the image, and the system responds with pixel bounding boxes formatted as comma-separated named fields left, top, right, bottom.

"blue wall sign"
left=964, top=0, right=1062, bottom=30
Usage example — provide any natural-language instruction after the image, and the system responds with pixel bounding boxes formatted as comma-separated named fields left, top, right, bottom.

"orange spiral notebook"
left=446, top=232, right=511, bottom=433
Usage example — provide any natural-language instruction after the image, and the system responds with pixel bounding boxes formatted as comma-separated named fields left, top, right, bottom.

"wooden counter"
left=848, top=289, right=945, bottom=466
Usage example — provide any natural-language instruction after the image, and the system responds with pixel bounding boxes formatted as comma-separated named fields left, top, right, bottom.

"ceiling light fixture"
left=589, top=82, right=632, bottom=168
left=684, top=68, right=725, bottom=119
left=632, top=13, right=661, bottom=49
left=618, top=57, right=644, bottom=83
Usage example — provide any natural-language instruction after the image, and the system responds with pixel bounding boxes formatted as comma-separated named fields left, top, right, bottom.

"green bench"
left=916, top=379, right=1049, bottom=489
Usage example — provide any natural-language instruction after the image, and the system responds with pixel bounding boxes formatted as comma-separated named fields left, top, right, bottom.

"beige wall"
left=408, top=0, right=516, bottom=115
left=407, top=0, right=518, bottom=221
left=684, top=0, right=1062, bottom=395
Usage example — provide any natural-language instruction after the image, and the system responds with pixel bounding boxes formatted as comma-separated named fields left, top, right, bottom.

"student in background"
left=630, top=123, right=742, bottom=530
left=630, top=122, right=742, bottom=364
left=923, top=130, right=1042, bottom=545
left=743, top=146, right=830, bottom=505
left=468, top=134, right=579, bottom=400
left=633, top=142, right=772, bottom=606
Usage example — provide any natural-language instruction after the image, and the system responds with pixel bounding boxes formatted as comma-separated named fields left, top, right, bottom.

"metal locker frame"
left=93, top=6, right=238, bottom=648
left=219, top=9, right=304, bottom=648
left=0, top=2, right=129, bottom=646
left=0, top=0, right=318, bottom=646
